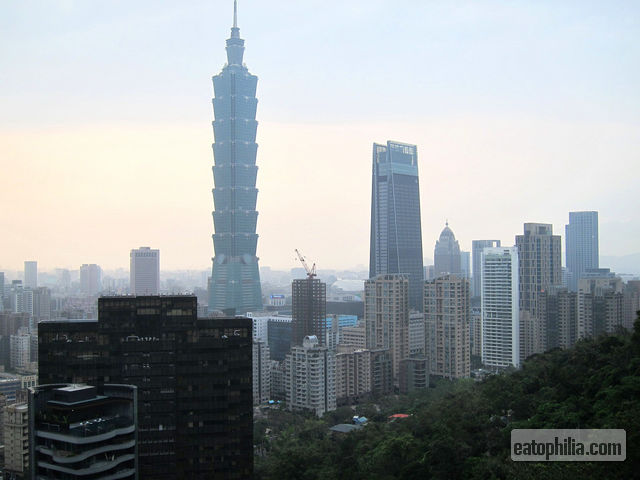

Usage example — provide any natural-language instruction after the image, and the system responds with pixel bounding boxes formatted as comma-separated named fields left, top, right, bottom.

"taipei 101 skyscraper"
left=209, top=1, right=262, bottom=314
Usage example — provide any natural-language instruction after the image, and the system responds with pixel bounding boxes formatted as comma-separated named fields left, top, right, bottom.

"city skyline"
left=2, top=1, right=640, bottom=271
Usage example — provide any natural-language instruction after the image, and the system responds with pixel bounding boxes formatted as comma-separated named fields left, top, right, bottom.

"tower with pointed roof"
left=208, top=1, right=263, bottom=314
left=434, top=221, right=462, bottom=278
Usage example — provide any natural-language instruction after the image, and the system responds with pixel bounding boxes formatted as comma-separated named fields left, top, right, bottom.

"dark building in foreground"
left=29, top=384, right=137, bottom=480
left=38, top=296, right=252, bottom=480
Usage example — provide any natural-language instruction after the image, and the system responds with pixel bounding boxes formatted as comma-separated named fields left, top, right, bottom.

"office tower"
left=460, top=251, right=471, bottom=279
left=577, top=272, right=624, bottom=339
left=80, top=263, right=102, bottom=295
left=24, top=260, right=37, bottom=289
left=267, top=316, right=292, bottom=361
left=516, top=223, right=561, bottom=361
left=481, top=247, right=520, bottom=369
left=472, top=240, right=501, bottom=298
left=364, top=274, right=409, bottom=384
left=292, top=277, right=326, bottom=346
left=424, top=275, right=471, bottom=379
left=208, top=1, right=262, bottom=315
left=433, top=222, right=462, bottom=278
left=4, top=402, right=29, bottom=478
left=253, top=340, right=271, bottom=405
left=38, top=296, right=252, bottom=480
left=29, top=384, right=137, bottom=479
left=284, top=335, right=336, bottom=417
left=369, top=141, right=424, bottom=311
left=566, top=211, right=599, bottom=292
left=130, top=247, right=159, bottom=295
left=335, top=345, right=372, bottom=405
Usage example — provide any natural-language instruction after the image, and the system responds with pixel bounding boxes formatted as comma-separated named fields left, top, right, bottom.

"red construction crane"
left=294, top=249, right=316, bottom=278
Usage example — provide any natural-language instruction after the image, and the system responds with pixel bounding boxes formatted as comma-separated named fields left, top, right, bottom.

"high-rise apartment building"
left=516, top=223, right=561, bottom=362
left=335, top=345, right=372, bottom=405
left=10, top=332, right=30, bottom=370
left=409, top=312, right=426, bottom=356
left=24, top=260, right=37, bottom=289
left=38, top=295, right=252, bottom=480
left=3, top=402, right=29, bottom=478
left=577, top=273, right=624, bottom=340
left=364, top=274, right=409, bottom=384
left=32, top=286, right=51, bottom=321
left=285, top=335, right=336, bottom=417
left=340, top=323, right=367, bottom=349
left=130, top=247, right=159, bottom=295
left=472, top=240, right=501, bottom=298
left=544, top=287, right=578, bottom=349
left=208, top=1, right=262, bottom=314
left=253, top=340, right=271, bottom=405
left=424, top=275, right=470, bottom=379
left=369, top=141, right=424, bottom=311
left=29, top=384, right=137, bottom=479
left=11, top=285, right=33, bottom=317
left=433, top=222, right=462, bottom=278
left=623, top=281, right=640, bottom=331
left=292, top=277, right=326, bottom=346
left=80, top=263, right=102, bottom=295
left=481, top=247, right=520, bottom=369
left=566, top=211, right=599, bottom=292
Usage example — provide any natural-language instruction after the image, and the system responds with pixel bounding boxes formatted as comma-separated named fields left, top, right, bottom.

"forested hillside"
left=256, top=317, right=640, bottom=479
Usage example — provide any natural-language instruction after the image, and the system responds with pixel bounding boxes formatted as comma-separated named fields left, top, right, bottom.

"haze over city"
left=2, top=0, right=639, bottom=272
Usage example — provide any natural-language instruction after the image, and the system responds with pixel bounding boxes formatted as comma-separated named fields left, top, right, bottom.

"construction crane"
left=294, top=249, right=316, bottom=278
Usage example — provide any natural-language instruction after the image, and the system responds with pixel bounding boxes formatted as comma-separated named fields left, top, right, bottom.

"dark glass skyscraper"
left=209, top=1, right=262, bottom=314
left=369, top=141, right=424, bottom=311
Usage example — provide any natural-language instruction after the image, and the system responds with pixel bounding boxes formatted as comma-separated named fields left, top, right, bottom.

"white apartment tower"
left=481, top=247, right=520, bottom=369
left=130, top=247, right=160, bottom=295
left=284, top=335, right=336, bottom=417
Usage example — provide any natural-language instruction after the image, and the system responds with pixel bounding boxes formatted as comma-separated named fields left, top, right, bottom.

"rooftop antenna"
left=233, top=0, right=238, bottom=28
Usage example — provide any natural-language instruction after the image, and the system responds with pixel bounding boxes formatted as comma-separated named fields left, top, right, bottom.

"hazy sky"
left=2, top=1, right=639, bottom=272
